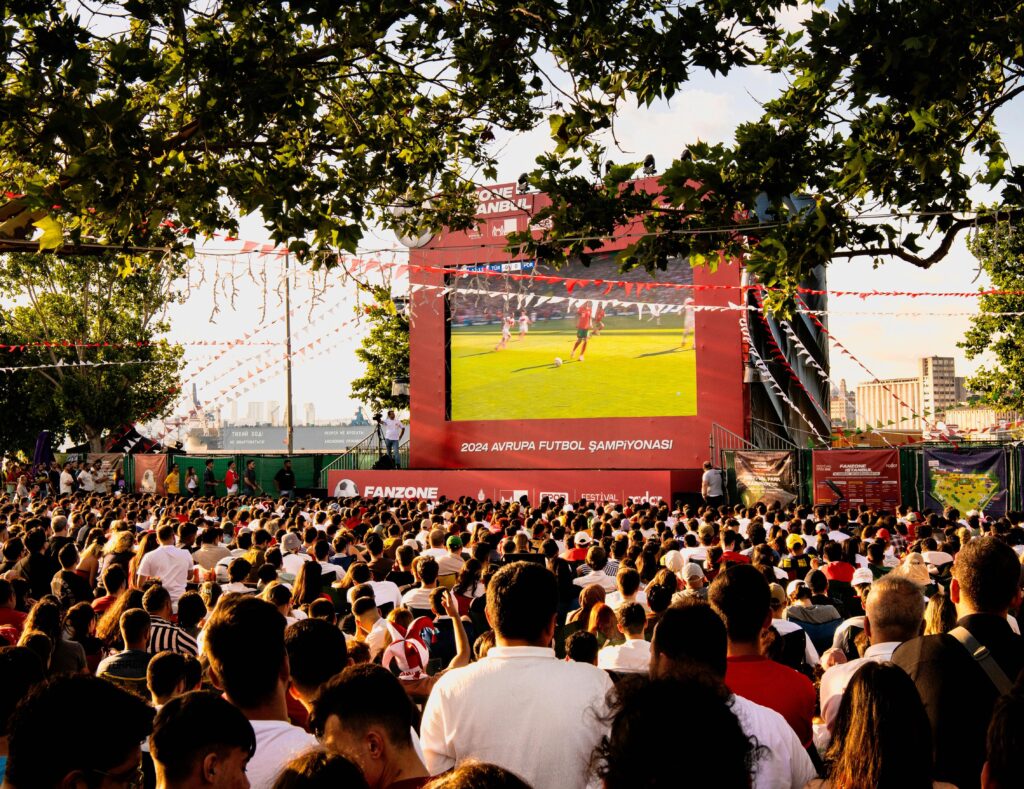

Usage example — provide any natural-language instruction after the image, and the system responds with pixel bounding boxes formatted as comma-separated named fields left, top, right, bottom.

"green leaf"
left=33, top=216, right=64, bottom=251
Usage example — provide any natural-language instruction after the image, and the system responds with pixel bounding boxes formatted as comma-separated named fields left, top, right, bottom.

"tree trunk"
left=84, top=425, right=104, bottom=454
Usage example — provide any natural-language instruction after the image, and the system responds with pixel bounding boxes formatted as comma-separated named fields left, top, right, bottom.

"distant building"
left=303, top=402, right=316, bottom=426
left=920, top=356, right=958, bottom=420
left=267, top=400, right=281, bottom=426
left=829, top=379, right=856, bottom=428
left=854, top=356, right=970, bottom=434
left=856, top=377, right=923, bottom=432
left=246, top=401, right=265, bottom=425
left=941, top=406, right=1023, bottom=436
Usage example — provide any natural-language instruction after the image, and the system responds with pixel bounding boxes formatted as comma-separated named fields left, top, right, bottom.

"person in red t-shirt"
left=570, top=303, right=593, bottom=361
left=0, top=578, right=26, bottom=637
left=821, top=542, right=855, bottom=584
left=709, top=564, right=816, bottom=747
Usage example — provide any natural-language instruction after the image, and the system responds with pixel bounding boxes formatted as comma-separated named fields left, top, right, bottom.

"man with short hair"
left=311, top=664, right=429, bottom=789
left=136, top=524, right=194, bottom=608
left=273, top=460, right=296, bottom=499
left=96, top=608, right=153, bottom=698
left=420, top=562, right=612, bottom=789
left=202, top=460, right=219, bottom=498
left=147, top=650, right=188, bottom=707
left=819, top=574, right=924, bottom=732
left=4, top=674, right=153, bottom=789
left=193, top=526, right=231, bottom=572
left=597, top=603, right=650, bottom=672
left=284, top=618, right=349, bottom=711
left=143, top=584, right=198, bottom=656
left=401, top=557, right=440, bottom=610
left=204, top=596, right=317, bottom=789
left=572, top=546, right=617, bottom=592
left=382, top=410, right=405, bottom=469
left=701, top=460, right=725, bottom=507
left=353, top=596, right=389, bottom=660
left=708, top=564, right=816, bottom=747
left=605, top=567, right=648, bottom=610
left=150, top=691, right=256, bottom=789
left=893, top=536, right=1024, bottom=789
left=650, top=603, right=816, bottom=789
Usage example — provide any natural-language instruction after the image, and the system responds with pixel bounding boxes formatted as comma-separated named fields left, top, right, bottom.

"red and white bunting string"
left=153, top=310, right=367, bottom=441
left=795, top=295, right=951, bottom=441
left=749, top=291, right=830, bottom=430
left=0, top=359, right=171, bottom=374
left=738, top=312, right=829, bottom=443
left=0, top=339, right=284, bottom=352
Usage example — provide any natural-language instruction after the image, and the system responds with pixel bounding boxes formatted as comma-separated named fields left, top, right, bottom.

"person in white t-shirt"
left=279, top=532, right=312, bottom=578
left=597, top=603, right=651, bottom=672
left=819, top=574, right=925, bottom=735
left=650, top=604, right=816, bottom=789
left=204, top=596, right=317, bottom=789
left=421, top=562, right=612, bottom=789
left=382, top=410, right=405, bottom=469
left=77, top=467, right=95, bottom=493
left=137, top=524, right=194, bottom=607
left=59, top=463, right=75, bottom=495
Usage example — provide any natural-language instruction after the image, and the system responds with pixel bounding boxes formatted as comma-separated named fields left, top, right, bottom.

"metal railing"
left=709, top=422, right=798, bottom=470
left=320, top=435, right=411, bottom=485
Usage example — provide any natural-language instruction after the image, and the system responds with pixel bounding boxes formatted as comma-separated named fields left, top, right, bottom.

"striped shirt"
left=148, top=617, right=198, bottom=657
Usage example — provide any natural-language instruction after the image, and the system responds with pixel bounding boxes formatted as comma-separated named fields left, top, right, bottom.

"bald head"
left=865, top=575, right=925, bottom=644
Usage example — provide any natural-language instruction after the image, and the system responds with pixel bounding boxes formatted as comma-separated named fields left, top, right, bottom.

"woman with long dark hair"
left=810, top=662, right=955, bottom=789
left=291, top=561, right=329, bottom=610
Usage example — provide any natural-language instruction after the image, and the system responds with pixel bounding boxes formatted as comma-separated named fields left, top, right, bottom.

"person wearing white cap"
left=819, top=575, right=926, bottom=736
left=279, top=531, right=312, bottom=578
left=671, top=562, right=707, bottom=603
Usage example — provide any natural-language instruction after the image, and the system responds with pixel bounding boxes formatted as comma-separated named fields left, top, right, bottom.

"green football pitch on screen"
left=449, top=315, right=697, bottom=421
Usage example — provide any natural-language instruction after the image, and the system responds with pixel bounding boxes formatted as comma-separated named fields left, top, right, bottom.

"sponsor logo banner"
left=326, top=469, right=672, bottom=504
left=812, top=449, right=901, bottom=509
left=734, top=450, right=798, bottom=508
left=924, top=447, right=1008, bottom=516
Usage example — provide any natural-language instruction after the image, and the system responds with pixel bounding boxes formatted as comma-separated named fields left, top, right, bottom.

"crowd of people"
left=0, top=479, right=1022, bottom=788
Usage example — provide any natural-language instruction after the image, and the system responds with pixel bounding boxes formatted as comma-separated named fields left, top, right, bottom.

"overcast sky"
left=158, top=14, right=1023, bottom=429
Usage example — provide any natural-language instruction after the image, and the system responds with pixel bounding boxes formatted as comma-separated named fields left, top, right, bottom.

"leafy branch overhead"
left=2, top=1, right=1023, bottom=300
left=0, top=0, right=793, bottom=258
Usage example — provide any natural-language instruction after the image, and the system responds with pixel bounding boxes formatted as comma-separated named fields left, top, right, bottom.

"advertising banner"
left=812, top=449, right=901, bottom=509
left=133, top=454, right=168, bottom=495
left=734, top=450, right=798, bottom=507
left=326, top=469, right=672, bottom=505
left=924, top=447, right=1008, bottom=516
left=87, top=453, right=123, bottom=493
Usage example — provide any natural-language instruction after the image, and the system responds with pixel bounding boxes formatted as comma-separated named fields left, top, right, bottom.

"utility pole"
left=284, top=251, right=294, bottom=455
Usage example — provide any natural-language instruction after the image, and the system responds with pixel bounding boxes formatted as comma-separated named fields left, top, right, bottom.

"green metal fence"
left=723, top=442, right=1023, bottom=509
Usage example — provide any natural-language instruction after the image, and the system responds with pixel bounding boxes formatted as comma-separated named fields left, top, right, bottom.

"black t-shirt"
left=243, top=468, right=258, bottom=490
left=204, top=467, right=216, bottom=487
left=274, top=467, right=296, bottom=490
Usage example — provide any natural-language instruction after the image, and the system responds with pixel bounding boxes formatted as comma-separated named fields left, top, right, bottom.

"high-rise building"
left=303, top=402, right=316, bottom=426
left=855, top=377, right=923, bottom=431
left=829, top=379, right=856, bottom=428
left=267, top=400, right=281, bottom=426
left=246, top=401, right=265, bottom=425
left=920, top=356, right=957, bottom=420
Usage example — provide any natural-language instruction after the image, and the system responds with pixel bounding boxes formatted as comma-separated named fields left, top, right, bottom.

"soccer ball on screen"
left=553, top=357, right=563, bottom=367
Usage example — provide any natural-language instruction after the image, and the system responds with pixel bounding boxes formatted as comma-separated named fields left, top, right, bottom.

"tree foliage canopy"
left=959, top=223, right=1024, bottom=410
left=350, top=285, right=409, bottom=413
left=1, top=1, right=1022, bottom=305
left=0, top=0, right=789, bottom=255
left=0, top=252, right=183, bottom=451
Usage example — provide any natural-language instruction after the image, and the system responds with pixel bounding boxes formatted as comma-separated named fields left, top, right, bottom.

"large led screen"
left=448, top=254, right=697, bottom=421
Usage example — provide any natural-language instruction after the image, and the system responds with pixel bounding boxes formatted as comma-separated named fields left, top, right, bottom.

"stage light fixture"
left=604, top=160, right=614, bottom=176
left=643, top=154, right=656, bottom=175
left=680, top=148, right=693, bottom=162
left=517, top=173, right=530, bottom=193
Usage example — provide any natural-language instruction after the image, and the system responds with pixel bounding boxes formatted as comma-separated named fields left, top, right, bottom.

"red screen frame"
left=407, top=179, right=748, bottom=472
